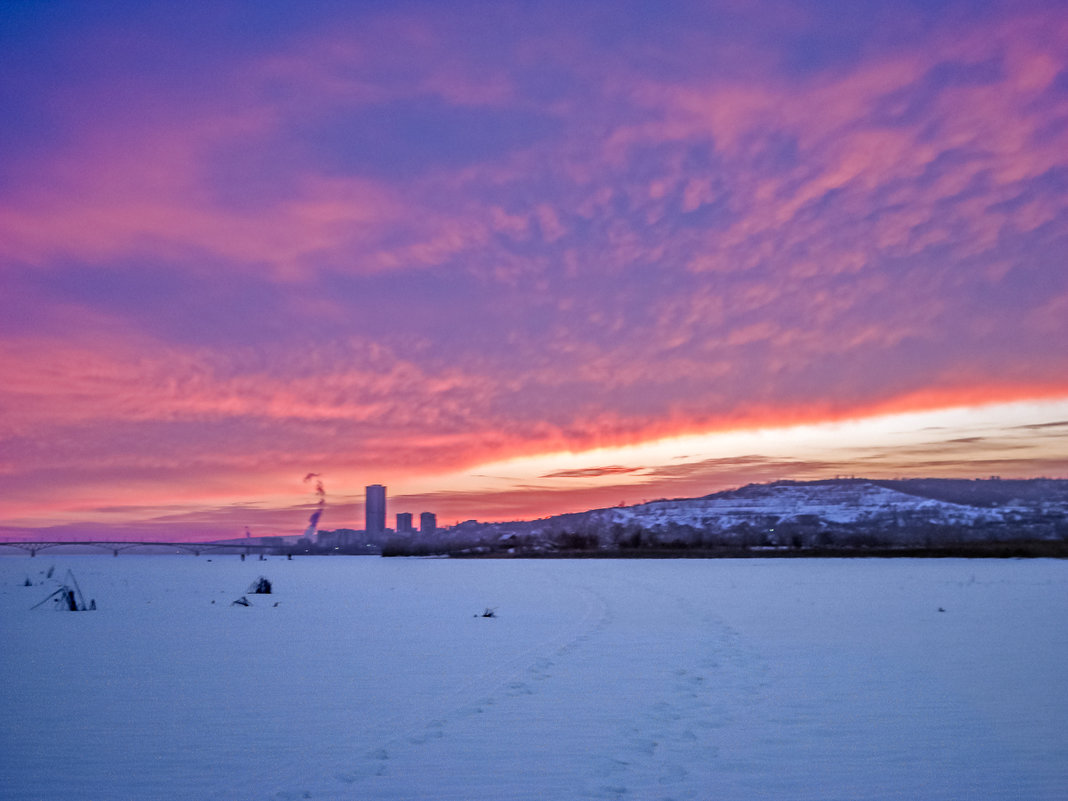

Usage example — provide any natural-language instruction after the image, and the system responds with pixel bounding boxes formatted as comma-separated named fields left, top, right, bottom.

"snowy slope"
left=613, top=480, right=1015, bottom=529
left=491, top=478, right=1068, bottom=549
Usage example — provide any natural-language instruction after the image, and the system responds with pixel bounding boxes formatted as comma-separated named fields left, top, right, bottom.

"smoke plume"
left=302, top=473, right=326, bottom=538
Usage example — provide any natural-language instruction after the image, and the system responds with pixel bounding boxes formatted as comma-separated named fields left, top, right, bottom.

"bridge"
left=0, top=541, right=288, bottom=557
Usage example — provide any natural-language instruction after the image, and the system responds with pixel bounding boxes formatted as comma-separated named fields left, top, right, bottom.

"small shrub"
left=30, top=569, right=94, bottom=611
left=248, top=577, right=272, bottom=594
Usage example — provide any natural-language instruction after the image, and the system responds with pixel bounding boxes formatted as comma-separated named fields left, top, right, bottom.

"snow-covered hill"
left=614, top=478, right=1047, bottom=529
left=424, top=478, right=1068, bottom=553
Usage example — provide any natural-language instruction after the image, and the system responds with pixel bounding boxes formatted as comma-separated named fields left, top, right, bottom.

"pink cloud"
left=1, top=3, right=1066, bottom=537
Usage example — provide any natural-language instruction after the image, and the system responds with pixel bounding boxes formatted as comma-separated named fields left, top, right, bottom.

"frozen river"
left=2, top=555, right=1066, bottom=800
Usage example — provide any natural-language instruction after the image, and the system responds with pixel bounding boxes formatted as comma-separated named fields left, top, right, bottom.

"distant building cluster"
left=393, top=510, right=435, bottom=534
left=305, top=484, right=438, bottom=551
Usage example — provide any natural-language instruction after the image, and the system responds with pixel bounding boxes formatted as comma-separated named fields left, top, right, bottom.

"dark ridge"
left=869, top=478, right=1068, bottom=507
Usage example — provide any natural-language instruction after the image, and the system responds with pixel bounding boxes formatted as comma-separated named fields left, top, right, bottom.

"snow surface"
left=2, top=555, right=1066, bottom=800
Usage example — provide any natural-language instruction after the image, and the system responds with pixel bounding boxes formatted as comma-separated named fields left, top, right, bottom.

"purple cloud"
left=1, top=1, right=1066, bottom=537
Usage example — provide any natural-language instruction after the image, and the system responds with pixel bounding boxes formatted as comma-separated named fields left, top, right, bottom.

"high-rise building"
left=420, top=512, right=436, bottom=536
left=365, top=484, right=386, bottom=535
left=396, top=512, right=413, bottom=534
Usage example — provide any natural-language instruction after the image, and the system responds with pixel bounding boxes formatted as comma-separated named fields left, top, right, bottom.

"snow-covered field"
left=2, top=555, right=1065, bottom=801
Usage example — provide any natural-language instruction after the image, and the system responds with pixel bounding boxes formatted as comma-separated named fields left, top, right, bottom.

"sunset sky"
left=2, top=0, right=1066, bottom=541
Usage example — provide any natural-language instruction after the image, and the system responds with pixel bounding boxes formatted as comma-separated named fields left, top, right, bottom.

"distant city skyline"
left=1, top=1, right=1066, bottom=541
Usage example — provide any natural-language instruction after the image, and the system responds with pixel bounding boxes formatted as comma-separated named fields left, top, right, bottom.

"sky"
left=1, top=0, right=1066, bottom=541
